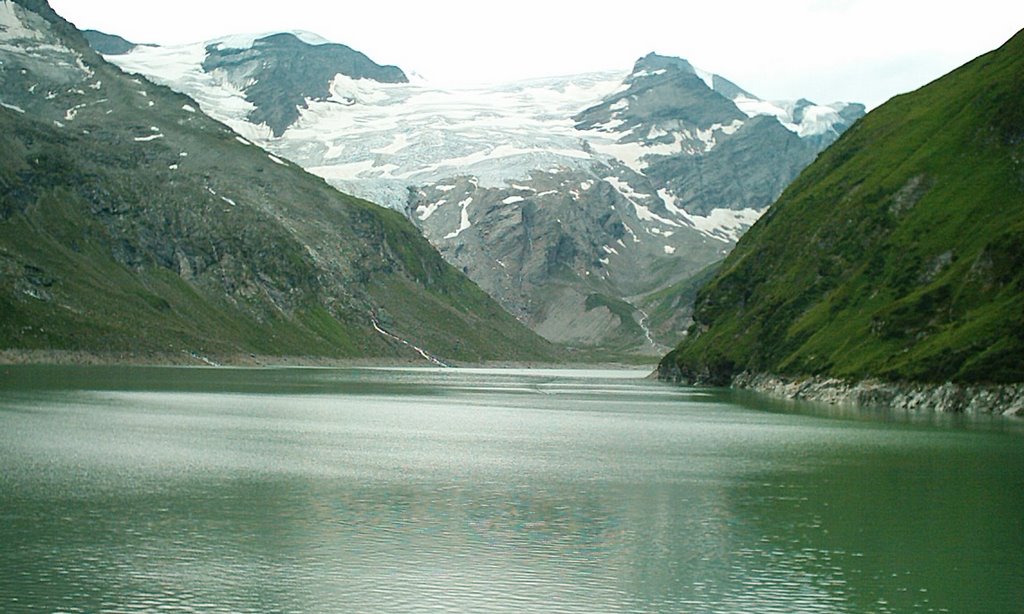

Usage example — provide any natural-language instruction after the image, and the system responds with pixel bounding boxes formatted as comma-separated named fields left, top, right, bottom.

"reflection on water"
left=0, top=365, right=1022, bottom=613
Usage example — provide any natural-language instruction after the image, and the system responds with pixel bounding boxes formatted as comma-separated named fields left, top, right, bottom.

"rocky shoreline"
left=656, top=355, right=1024, bottom=416
left=730, top=372, right=1024, bottom=417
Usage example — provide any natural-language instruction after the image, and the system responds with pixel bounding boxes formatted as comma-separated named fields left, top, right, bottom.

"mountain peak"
left=197, top=31, right=408, bottom=136
left=629, top=53, right=755, bottom=101
left=633, top=53, right=698, bottom=77
left=208, top=30, right=333, bottom=51
left=82, top=29, right=136, bottom=55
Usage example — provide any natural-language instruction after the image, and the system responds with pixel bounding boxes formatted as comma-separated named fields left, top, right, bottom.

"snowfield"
left=102, top=34, right=851, bottom=245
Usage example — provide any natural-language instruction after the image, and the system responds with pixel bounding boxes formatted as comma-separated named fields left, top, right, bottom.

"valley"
left=90, top=32, right=863, bottom=354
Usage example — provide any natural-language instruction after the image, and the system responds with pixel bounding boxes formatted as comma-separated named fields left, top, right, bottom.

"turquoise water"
left=1, top=365, right=1021, bottom=613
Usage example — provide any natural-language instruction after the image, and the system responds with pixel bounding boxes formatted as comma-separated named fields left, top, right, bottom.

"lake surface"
left=1, top=365, right=1022, bottom=613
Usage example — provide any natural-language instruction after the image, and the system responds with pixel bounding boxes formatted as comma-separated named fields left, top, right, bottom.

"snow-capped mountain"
left=89, top=32, right=865, bottom=352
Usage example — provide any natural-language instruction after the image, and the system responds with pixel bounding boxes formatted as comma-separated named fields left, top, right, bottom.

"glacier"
left=101, top=34, right=853, bottom=236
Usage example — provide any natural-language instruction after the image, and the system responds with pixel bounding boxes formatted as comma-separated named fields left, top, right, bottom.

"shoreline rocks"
left=731, top=372, right=1024, bottom=417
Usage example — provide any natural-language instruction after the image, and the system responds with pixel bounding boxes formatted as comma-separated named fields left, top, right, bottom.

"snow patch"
left=503, top=195, right=525, bottom=205
left=133, top=133, right=164, bottom=142
left=64, top=103, right=86, bottom=121
left=733, top=96, right=847, bottom=137
left=370, top=133, right=411, bottom=155
left=444, top=197, right=473, bottom=239
left=605, top=176, right=679, bottom=228
left=682, top=207, right=765, bottom=243
left=268, top=154, right=287, bottom=165
left=0, top=2, right=44, bottom=42
left=327, top=74, right=390, bottom=106
left=664, top=245, right=676, bottom=255
left=632, top=69, right=667, bottom=79
left=416, top=199, right=446, bottom=221
left=694, top=67, right=715, bottom=90
left=584, top=132, right=682, bottom=174
left=370, top=315, right=449, bottom=367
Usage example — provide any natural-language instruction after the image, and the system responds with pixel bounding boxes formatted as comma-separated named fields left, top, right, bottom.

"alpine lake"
left=1, top=365, right=1021, bottom=614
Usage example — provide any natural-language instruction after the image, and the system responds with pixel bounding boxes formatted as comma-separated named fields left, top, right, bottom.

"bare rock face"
left=730, top=373, right=1024, bottom=417
left=405, top=56, right=862, bottom=352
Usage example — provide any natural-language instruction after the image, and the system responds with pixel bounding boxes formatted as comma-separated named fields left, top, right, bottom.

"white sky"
left=49, top=0, right=1024, bottom=109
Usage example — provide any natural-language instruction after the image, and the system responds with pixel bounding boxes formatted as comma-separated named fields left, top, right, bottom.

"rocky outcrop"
left=656, top=352, right=1024, bottom=416
left=730, top=373, right=1024, bottom=417
left=82, top=30, right=136, bottom=55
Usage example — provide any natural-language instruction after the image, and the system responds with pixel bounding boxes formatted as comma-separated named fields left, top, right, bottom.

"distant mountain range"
left=659, top=28, right=1024, bottom=399
left=0, top=0, right=556, bottom=364
left=86, top=29, right=865, bottom=353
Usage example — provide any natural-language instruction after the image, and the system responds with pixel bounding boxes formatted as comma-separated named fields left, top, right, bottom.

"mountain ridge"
left=1, top=0, right=557, bottom=364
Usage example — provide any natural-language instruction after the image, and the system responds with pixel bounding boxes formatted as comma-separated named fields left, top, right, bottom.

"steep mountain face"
left=660, top=29, right=1024, bottom=386
left=0, top=0, right=555, bottom=364
left=82, top=29, right=134, bottom=55
left=89, top=32, right=864, bottom=353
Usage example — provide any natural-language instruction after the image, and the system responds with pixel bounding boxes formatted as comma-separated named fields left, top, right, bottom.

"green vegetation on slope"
left=662, top=29, right=1024, bottom=385
left=640, top=260, right=722, bottom=342
left=0, top=0, right=556, bottom=363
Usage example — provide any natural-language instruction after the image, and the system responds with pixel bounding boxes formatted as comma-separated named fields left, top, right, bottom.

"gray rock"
left=82, top=30, right=136, bottom=55
left=730, top=372, right=1024, bottom=416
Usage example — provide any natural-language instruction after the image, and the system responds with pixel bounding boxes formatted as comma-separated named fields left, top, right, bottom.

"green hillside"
left=0, top=0, right=556, bottom=364
left=660, top=29, right=1024, bottom=385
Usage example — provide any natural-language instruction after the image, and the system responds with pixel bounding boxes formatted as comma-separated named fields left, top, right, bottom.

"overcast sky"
left=49, top=0, right=1024, bottom=108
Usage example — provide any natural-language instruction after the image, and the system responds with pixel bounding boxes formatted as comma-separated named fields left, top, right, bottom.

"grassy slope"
left=640, top=261, right=722, bottom=342
left=0, top=1, right=557, bottom=364
left=663, top=29, right=1024, bottom=385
